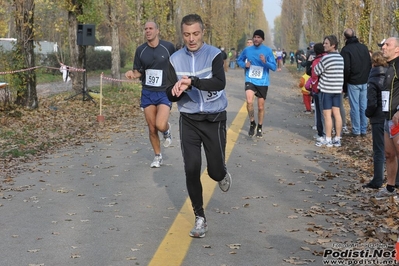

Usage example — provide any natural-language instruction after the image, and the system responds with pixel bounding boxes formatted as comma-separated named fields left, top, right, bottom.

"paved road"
left=1, top=67, right=353, bottom=266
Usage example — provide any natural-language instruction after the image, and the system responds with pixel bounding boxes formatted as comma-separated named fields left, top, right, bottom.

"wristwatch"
left=188, top=76, right=198, bottom=87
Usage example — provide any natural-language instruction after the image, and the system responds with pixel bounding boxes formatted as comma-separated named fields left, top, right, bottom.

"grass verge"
left=0, top=81, right=143, bottom=178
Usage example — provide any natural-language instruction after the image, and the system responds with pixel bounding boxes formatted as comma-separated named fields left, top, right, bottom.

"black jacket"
left=301, top=49, right=315, bottom=76
left=221, top=50, right=227, bottom=60
left=365, top=66, right=386, bottom=124
left=340, top=37, right=371, bottom=89
left=382, top=56, right=399, bottom=120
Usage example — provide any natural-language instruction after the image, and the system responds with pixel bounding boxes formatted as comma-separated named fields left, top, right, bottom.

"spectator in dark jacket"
left=340, top=28, right=372, bottom=136
left=295, top=49, right=305, bottom=72
left=363, top=51, right=388, bottom=189
left=310, top=43, right=327, bottom=140
left=364, top=50, right=399, bottom=190
left=302, top=42, right=315, bottom=76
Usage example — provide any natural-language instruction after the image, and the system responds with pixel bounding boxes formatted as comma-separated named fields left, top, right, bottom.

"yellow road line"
left=148, top=103, right=248, bottom=266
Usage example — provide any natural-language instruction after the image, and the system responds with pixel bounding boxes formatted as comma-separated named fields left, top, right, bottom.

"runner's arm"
left=194, top=53, right=226, bottom=92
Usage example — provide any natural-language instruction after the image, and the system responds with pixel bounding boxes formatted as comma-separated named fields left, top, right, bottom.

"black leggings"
left=179, top=115, right=227, bottom=219
left=314, top=93, right=324, bottom=137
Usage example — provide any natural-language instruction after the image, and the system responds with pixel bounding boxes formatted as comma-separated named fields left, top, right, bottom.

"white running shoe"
left=315, top=137, right=333, bottom=147
left=150, top=155, right=163, bottom=168
left=219, top=172, right=232, bottom=192
left=374, top=187, right=397, bottom=200
left=342, top=126, right=350, bottom=134
left=189, top=216, right=208, bottom=238
left=163, top=123, right=172, bottom=148
left=333, top=137, right=341, bottom=147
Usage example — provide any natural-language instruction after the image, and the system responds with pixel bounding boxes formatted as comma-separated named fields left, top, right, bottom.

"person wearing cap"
left=300, top=42, right=315, bottom=75
left=237, top=29, right=277, bottom=137
left=378, top=39, right=386, bottom=48
left=340, top=28, right=372, bottom=137
left=307, top=42, right=315, bottom=58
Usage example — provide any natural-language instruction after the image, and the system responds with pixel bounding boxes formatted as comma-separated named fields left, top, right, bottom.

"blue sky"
left=263, top=0, right=282, bottom=29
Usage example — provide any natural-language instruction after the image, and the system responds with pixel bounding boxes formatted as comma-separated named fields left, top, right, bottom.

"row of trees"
left=275, top=0, right=399, bottom=53
left=9, top=0, right=399, bottom=109
left=0, top=0, right=270, bottom=109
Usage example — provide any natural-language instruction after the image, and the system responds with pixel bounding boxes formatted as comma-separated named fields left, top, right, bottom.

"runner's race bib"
left=248, top=65, right=263, bottom=79
left=382, top=91, right=390, bottom=112
left=201, top=90, right=223, bottom=102
left=145, top=69, right=162, bottom=87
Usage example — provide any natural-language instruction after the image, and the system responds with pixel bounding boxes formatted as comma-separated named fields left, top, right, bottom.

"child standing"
left=299, top=72, right=311, bottom=114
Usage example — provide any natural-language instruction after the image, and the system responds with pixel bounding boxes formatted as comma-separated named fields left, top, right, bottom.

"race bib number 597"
left=145, top=69, right=162, bottom=87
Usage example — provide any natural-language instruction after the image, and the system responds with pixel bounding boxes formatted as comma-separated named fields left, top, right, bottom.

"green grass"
left=34, top=67, right=65, bottom=83
left=87, top=64, right=141, bottom=102
left=2, top=148, right=37, bottom=157
left=93, top=82, right=142, bottom=103
left=0, top=129, right=14, bottom=138
left=89, top=65, right=132, bottom=77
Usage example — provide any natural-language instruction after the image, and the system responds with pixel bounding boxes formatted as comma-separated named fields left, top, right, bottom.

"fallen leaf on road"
left=227, top=243, right=241, bottom=249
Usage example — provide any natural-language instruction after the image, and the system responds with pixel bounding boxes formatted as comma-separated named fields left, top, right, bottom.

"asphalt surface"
left=1, top=66, right=353, bottom=266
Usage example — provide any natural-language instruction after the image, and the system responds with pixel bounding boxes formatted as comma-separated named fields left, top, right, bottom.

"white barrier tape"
left=65, top=66, right=86, bottom=72
left=0, top=66, right=141, bottom=85
left=0, top=66, right=42, bottom=75
left=101, top=75, right=138, bottom=83
left=0, top=65, right=86, bottom=75
left=50, top=65, right=86, bottom=72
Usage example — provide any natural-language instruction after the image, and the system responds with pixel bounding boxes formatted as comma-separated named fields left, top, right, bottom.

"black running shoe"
left=249, top=123, right=255, bottom=137
left=256, top=128, right=262, bottom=138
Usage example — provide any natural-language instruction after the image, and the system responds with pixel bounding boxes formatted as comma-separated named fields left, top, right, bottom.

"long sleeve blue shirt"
left=236, top=44, right=277, bottom=86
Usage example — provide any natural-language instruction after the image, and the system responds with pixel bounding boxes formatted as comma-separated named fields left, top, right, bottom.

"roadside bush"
left=86, top=49, right=111, bottom=71
left=85, top=49, right=127, bottom=71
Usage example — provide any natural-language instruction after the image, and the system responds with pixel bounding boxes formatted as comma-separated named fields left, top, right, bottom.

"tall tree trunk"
left=108, top=2, right=121, bottom=88
left=67, top=2, right=84, bottom=93
left=14, top=0, right=37, bottom=109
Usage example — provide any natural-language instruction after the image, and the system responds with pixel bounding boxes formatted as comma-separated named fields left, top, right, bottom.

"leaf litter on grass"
left=0, top=90, right=143, bottom=183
